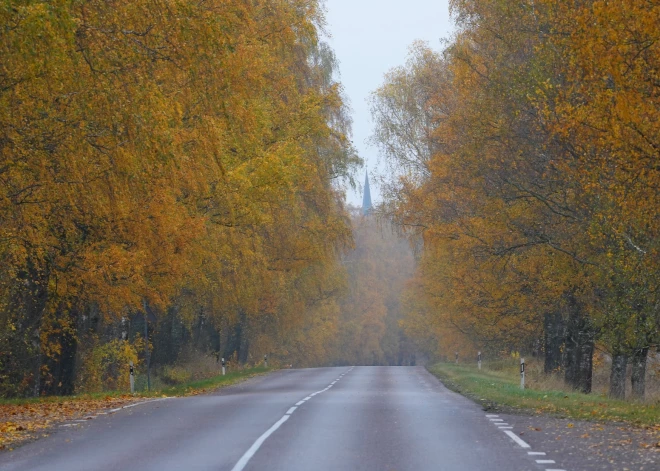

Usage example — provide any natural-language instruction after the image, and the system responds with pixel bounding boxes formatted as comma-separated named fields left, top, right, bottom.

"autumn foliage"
left=372, top=0, right=659, bottom=399
left=0, top=0, right=360, bottom=397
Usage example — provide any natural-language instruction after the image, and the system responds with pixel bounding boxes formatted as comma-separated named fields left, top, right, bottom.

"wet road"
left=0, top=367, right=565, bottom=471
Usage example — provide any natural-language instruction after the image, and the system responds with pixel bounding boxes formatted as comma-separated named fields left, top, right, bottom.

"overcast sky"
left=324, top=0, right=454, bottom=206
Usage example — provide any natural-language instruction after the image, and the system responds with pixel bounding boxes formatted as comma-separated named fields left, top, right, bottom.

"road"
left=0, top=367, right=567, bottom=471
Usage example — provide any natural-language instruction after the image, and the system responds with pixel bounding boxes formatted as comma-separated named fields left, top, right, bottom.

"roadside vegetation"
left=0, top=366, right=270, bottom=450
left=0, top=0, right=362, bottom=399
left=372, top=0, right=659, bottom=402
left=429, top=362, right=659, bottom=428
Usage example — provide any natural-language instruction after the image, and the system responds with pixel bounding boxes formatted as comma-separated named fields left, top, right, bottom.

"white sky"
left=324, top=0, right=454, bottom=206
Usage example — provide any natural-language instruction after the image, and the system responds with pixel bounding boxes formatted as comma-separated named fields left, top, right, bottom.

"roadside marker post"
left=264, top=355, right=268, bottom=368
left=478, top=351, right=482, bottom=370
left=455, top=352, right=458, bottom=364
left=520, top=358, right=525, bottom=390
left=129, top=361, right=135, bottom=394
left=222, top=357, right=226, bottom=376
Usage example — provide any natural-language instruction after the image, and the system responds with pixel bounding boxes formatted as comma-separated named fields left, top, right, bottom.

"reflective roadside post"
left=455, top=352, right=459, bottom=364
left=520, top=358, right=525, bottom=390
left=478, top=351, right=482, bottom=370
left=129, top=361, right=135, bottom=394
left=222, top=357, right=226, bottom=376
left=264, top=354, right=268, bottom=368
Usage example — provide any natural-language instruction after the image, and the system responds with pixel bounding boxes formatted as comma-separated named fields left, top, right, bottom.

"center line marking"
left=536, top=460, right=555, bottom=464
left=503, top=430, right=530, bottom=448
left=230, top=415, right=290, bottom=471
left=528, top=452, right=546, bottom=455
left=230, top=367, right=352, bottom=471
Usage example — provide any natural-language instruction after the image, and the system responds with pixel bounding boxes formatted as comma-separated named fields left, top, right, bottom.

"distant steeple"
left=362, top=170, right=372, bottom=215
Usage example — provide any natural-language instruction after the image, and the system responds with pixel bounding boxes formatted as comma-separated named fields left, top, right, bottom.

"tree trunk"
left=563, top=291, right=594, bottom=393
left=630, top=347, right=648, bottom=400
left=544, top=311, right=564, bottom=374
left=609, top=353, right=627, bottom=399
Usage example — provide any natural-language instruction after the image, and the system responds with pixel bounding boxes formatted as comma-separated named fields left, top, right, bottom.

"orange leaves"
left=0, top=396, right=143, bottom=450
left=0, top=0, right=359, bottom=397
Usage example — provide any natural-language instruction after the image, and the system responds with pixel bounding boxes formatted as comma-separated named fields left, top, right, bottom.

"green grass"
left=428, top=362, right=659, bottom=427
left=0, top=367, right=271, bottom=406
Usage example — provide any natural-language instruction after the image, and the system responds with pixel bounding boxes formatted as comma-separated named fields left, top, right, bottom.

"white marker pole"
left=129, top=361, right=135, bottom=394
left=264, top=354, right=268, bottom=368
left=520, top=358, right=525, bottom=390
left=478, top=351, right=482, bottom=370
left=222, top=357, right=226, bottom=376
left=455, top=352, right=459, bottom=364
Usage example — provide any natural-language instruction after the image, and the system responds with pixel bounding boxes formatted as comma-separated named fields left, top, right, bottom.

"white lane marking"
left=230, top=367, right=353, bottom=471
left=231, top=415, right=290, bottom=471
left=496, top=423, right=509, bottom=425
left=108, top=397, right=171, bottom=414
left=536, top=460, right=555, bottom=464
left=59, top=423, right=80, bottom=427
left=544, top=469, right=566, bottom=471
left=498, top=426, right=513, bottom=429
left=486, top=414, right=499, bottom=417
left=489, top=419, right=504, bottom=422
left=528, top=452, right=546, bottom=455
left=295, top=400, right=305, bottom=406
left=503, top=430, right=530, bottom=448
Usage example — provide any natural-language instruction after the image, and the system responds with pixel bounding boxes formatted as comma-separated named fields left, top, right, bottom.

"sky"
left=323, top=0, right=454, bottom=206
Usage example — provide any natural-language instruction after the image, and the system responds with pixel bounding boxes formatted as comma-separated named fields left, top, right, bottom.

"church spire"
left=362, top=170, right=372, bottom=215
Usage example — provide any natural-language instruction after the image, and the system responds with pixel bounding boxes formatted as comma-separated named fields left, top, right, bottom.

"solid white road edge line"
left=503, top=430, right=530, bottom=448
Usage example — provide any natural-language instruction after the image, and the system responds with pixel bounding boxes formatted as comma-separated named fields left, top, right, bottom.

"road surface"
left=0, top=367, right=567, bottom=471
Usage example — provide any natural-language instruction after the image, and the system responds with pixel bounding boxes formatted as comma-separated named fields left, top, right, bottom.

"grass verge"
left=428, top=362, right=659, bottom=427
left=0, top=367, right=272, bottom=450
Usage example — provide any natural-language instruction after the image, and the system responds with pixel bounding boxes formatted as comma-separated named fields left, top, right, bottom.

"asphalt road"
left=0, top=367, right=567, bottom=471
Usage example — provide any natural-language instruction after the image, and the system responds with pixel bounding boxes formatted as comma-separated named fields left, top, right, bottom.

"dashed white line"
left=486, top=414, right=499, bottom=417
left=503, top=430, right=530, bottom=448
left=230, top=415, right=290, bottom=471
left=230, top=368, right=352, bottom=471
left=536, top=460, right=556, bottom=464
left=498, top=426, right=513, bottom=429
left=528, top=452, right=546, bottom=456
